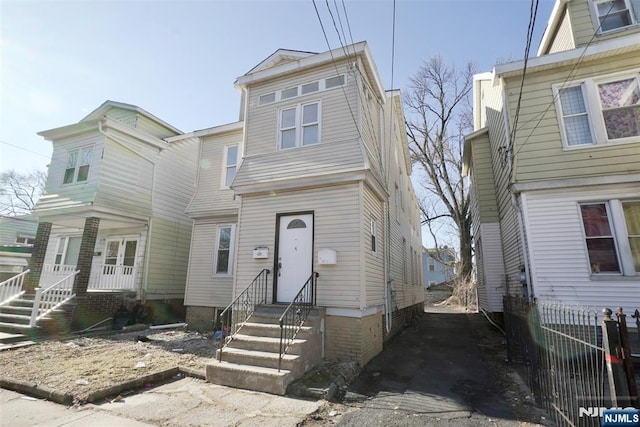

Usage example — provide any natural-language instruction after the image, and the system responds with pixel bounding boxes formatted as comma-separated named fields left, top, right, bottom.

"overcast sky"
left=1, top=0, right=555, bottom=174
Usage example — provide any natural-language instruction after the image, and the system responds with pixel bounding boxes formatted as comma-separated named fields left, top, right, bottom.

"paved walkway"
left=1, top=377, right=321, bottom=426
left=334, top=306, right=549, bottom=426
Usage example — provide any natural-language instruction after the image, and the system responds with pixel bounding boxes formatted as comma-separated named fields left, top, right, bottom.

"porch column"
left=25, top=222, right=52, bottom=294
left=73, top=217, right=100, bottom=296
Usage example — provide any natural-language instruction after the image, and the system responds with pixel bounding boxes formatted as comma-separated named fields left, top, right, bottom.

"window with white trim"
left=15, top=236, right=35, bottom=245
left=370, top=218, right=377, bottom=255
left=279, top=102, right=320, bottom=149
left=63, top=147, right=93, bottom=184
left=222, top=145, right=238, bottom=188
left=579, top=200, right=639, bottom=276
left=214, top=225, right=236, bottom=275
left=592, top=0, right=640, bottom=32
left=555, top=71, right=640, bottom=147
left=54, top=236, right=81, bottom=266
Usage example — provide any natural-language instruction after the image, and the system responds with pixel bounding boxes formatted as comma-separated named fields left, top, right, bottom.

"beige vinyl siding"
left=144, top=137, right=199, bottom=298
left=102, top=108, right=138, bottom=128
left=522, top=183, right=640, bottom=314
left=93, top=135, right=154, bottom=217
left=36, top=133, right=103, bottom=212
left=475, top=236, right=488, bottom=310
left=362, top=184, right=384, bottom=307
left=570, top=0, right=640, bottom=47
left=0, top=216, right=37, bottom=245
left=547, top=7, right=576, bottom=54
left=479, top=223, right=506, bottom=312
left=187, top=130, right=241, bottom=214
left=504, top=52, right=640, bottom=183
left=469, top=133, right=499, bottom=223
left=184, top=217, right=237, bottom=307
left=244, top=60, right=358, bottom=158
left=357, top=65, right=384, bottom=183
left=235, top=184, right=362, bottom=309
left=233, top=138, right=364, bottom=187
left=482, top=77, right=524, bottom=301
left=135, top=114, right=179, bottom=139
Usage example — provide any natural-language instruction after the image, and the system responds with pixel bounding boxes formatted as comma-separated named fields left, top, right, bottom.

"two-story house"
left=464, top=0, right=640, bottom=320
left=11, top=101, right=199, bottom=330
left=180, top=42, right=424, bottom=393
left=422, top=247, right=456, bottom=288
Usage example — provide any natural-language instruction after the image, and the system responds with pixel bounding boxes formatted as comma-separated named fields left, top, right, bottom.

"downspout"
left=511, top=192, right=532, bottom=300
left=98, top=120, right=157, bottom=302
left=382, top=102, right=392, bottom=334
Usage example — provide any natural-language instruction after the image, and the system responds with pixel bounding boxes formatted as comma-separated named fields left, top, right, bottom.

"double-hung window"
left=214, top=225, right=236, bottom=275
left=370, top=218, right=378, bottom=255
left=279, top=102, right=320, bottom=149
left=222, top=145, right=238, bottom=188
left=555, top=71, right=640, bottom=147
left=63, top=147, right=93, bottom=184
left=592, top=0, right=640, bottom=32
left=579, top=200, right=640, bottom=276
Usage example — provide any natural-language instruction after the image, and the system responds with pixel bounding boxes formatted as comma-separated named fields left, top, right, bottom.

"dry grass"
left=0, top=329, right=218, bottom=403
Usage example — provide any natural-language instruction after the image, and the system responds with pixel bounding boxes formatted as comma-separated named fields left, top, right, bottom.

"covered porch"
left=39, top=263, right=138, bottom=291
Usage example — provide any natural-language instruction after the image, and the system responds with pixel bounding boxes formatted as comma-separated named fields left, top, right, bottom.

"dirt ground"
left=0, top=327, right=218, bottom=403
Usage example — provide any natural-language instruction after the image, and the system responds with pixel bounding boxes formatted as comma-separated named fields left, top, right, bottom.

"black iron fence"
left=503, top=296, right=639, bottom=427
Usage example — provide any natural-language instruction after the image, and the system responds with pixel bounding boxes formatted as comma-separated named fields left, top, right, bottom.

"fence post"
left=602, top=307, right=632, bottom=407
left=615, top=307, right=639, bottom=407
left=29, top=287, right=43, bottom=327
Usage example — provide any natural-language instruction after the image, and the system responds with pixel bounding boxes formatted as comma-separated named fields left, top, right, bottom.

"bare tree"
left=0, top=169, right=47, bottom=216
left=405, top=55, right=474, bottom=281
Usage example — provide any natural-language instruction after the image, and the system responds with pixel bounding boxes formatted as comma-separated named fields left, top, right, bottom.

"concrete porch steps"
left=206, top=305, right=325, bottom=395
left=0, top=331, right=35, bottom=351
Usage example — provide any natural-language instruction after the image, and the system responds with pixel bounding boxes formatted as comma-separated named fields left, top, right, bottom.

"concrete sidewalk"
left=1, top=377, right=321, bottom=426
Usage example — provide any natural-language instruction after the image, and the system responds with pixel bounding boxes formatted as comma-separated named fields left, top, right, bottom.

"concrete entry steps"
left=206, top=304, right=325, bottom=395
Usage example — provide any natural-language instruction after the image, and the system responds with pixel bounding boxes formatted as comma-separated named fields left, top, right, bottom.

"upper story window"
left=554, top=71, right=640, bottom=148
left=15, top=236, right=35, bottom=245
left=63, top=147, right=93, bottom=184
left=370, top=218, right=378, bottom=255
left=258, top=75, right=347, bottom=106
left=279, top=102, right=320, bottom=149
left=593, top=0, right=640, bottom=32
left=222, top=145, right=238, bottom=188
left=579, top=200, right=639, bottom=276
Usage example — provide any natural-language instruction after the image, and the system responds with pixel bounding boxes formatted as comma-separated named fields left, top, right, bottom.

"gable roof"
left=244, top=49, right=317, bottom=75
left=80, top=100, right=182, bottom=135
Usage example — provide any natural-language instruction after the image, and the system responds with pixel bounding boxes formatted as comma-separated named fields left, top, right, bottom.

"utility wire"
left=0, top=139, right=50, bottom=159
left=511, top=1, right=617, bottom=159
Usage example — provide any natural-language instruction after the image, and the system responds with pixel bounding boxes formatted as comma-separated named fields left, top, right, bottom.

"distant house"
left=463, top=0, right=640, bottom=320
left=0, top=215, right=37, bottom=281
left=422, top=247, right=455, bottom=288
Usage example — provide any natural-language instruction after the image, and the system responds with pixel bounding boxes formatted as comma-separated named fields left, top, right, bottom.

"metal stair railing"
left=278, top=272, right=318, bottom=372
left=29, top=270, right=79, bottom=327
left=217, top=269, right=270, bottom=362
left=0, top=269, right=30, bottom=306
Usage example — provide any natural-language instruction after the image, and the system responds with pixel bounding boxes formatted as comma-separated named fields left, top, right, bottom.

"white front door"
left=100, top=238, right=138, bottom=289
left=276, top=214, right=313, bottom=303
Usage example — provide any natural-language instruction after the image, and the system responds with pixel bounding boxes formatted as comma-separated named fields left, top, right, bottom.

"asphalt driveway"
left=324, top=306, right=550, bottom=426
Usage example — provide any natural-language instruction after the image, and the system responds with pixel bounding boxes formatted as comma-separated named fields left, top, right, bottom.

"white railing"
left=40, top=264, right=77, bottom=287
left=89, top=264, right=137, bottom=290
left=0, top=269, right=29, bottom=306
left=30, top=270, right=78, bottom=327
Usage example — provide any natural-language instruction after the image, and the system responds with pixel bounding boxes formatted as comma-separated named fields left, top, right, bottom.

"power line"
left=311, top=0, right=362, bottom=140
left=511, top=1, right=618, bottom=159
left=0, top=139, right=50, bottom=159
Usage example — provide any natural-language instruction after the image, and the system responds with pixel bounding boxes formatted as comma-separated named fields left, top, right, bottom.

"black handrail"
left=278, top=272, right=318, bottom=372
left=217, top=268, right=270, bottom=362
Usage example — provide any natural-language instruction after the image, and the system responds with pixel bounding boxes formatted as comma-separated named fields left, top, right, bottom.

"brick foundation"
left=71, top=291, right=137, bottom=331
left=325, top=312, right=383, bottom=366
left=383, top=303, right=424, bottom=342
left=186, top=306, right=217, bottom=332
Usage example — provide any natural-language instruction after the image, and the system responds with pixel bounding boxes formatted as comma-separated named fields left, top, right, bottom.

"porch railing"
left=40, top=264, right=77, bottom=287
left=89, top=264, right=137, bottom=290
left=278, top=272, right=318, bottom=372
left=0, top=269, right=29, bottom=306
left=30, top=270, right=78, bottom=327
left=217, top=269, right=270, bottom=362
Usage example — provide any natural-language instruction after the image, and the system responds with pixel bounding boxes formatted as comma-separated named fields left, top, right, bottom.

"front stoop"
left=206, top=305, right=325, bottom=395
left=0, top=295, right=73, bottom=341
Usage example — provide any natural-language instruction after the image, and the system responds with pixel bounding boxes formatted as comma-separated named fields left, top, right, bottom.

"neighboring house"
left=422, top=247, right=455, bottom=288
left=182, top=42, right=424, bottom=366
left=0, top=215, right=37, bottom=281
left=27, top=101, right=199, bottom=327
left=463, top=0, right=640, bottom=320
